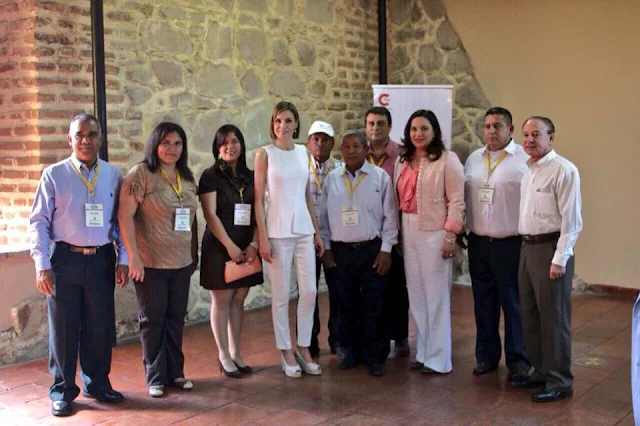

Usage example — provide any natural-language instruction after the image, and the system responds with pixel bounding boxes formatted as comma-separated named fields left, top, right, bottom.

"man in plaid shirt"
left=306, top=120, right=343, bottom=358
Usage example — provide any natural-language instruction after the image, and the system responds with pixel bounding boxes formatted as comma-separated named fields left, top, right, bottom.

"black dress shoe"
left=510, top=376, right=545, bottom=388
left=472, top=362, right=498, bottom=376
left=508, top=366, right=532, bottom=381
left=51, top=400, right=72, bottom=417
left=219, top=362, right=243, bottom=378
left=82, top=389, right=124, bottom=403
left=339, top=357, right=361, bottom=370
left=233, top=361, right=253, bottom=375
left=368, top=364, right=385, bottom=377
left=531, top=387, right=573, bottom=403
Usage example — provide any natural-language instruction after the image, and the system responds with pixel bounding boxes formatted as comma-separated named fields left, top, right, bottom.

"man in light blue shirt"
left=30, top=113, right=128, bottom=417
left=319, top=129, right=398, bottom=377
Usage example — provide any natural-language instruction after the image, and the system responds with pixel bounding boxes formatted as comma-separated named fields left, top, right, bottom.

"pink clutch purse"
left=224, top=257, right=262, bottom=284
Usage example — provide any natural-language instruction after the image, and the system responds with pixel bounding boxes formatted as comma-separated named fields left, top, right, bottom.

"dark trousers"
left=134, top=266, right=191, bottom=386
left=382, top=247, right=409, bottom=342
left=519, top=241, right=574, bottom=391
left=333, top=240, right=390, bottom=367
left=468, top=233, right=530, bottom=370
left=48, top=242, right=116, bottom=402
left=311, top=257, right=340, bottom=352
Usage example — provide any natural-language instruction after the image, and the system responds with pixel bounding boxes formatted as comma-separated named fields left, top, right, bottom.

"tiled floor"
left=0, top=286, right=635, bottom=425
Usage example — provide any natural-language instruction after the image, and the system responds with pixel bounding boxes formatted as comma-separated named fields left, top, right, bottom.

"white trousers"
left=402, top=213, right=453, bottom=373
left=632, top=293, right=640, bottom=425
left=266, top=235, right=317, bottom=350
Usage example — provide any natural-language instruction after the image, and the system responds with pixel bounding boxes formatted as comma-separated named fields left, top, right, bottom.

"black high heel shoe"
left=233, top=361, right=253, bottom=375
left=219, top=362, right=242, bottom=378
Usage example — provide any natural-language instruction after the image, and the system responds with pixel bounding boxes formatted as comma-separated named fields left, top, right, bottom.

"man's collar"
left=368, top=138, right=399, bottom=157
left=527, top=149, right=556, bottom=167
left=70, top=154, right=98, bottom=171
left=484, top=139, right=516, bottom=155
left=341, top=160, right=372, bottom=176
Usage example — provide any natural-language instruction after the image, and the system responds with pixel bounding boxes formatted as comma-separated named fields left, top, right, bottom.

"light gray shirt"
left=319, top=161, right=398, bottom=252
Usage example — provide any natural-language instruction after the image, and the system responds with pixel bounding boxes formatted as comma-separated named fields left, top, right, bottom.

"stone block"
left=150, top=59, right=183, bottom=88
left=10, top=297, right=46, bottom=339
left=389, top=45, right=410, bottom=71
left=242, top=101, right=273, bottom=150
left=445, top=49, right=473, bottom=75
left=125, top=85, right=153, bottom=106
left=388, top=0, right=413, bottom=25
left=158, top=5, right=188, bottom=20
left=238, top=0, right=268, bottom=14
left=114, top=283, right=139, bottom=323
left=436, top=20, right=459, bottom=50
left=307, top=80, right=327, bottom=97
left=204, top=22, right=232, bottom=59
left=304, top=0, right=334, bottom=23
left=271, top=39, right=292, bottom=66
left=191, top=109, right=233, bottom=153
left=455, top=78, right=490, bottom=109
left=195, top=63, right=235, bottom=98
left=146, top=21, right=194, bottom=55
left=421, top=0, right=446, bottom=20
left=416, top=44, right=442, bottom=74
left=268, top=69, right=304, bottom=98
left=237, top=29, right=267, bottom=65
left=296, top=38, right=316, bottom=67
left=240, top=69, right=263, bottom=98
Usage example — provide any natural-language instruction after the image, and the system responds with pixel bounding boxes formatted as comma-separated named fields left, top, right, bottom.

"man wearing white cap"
left=306, top=120, right=343, bottom=357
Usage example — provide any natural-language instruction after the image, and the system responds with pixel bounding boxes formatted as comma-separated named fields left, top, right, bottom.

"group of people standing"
left=29, top=101, right=582, bottom=418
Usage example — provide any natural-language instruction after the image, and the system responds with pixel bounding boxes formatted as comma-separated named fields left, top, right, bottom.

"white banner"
left=372, top=85, right=453, bottom=149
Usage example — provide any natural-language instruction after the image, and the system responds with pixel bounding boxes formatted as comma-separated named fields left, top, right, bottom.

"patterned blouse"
left=121, top=163, right=198, bottom=269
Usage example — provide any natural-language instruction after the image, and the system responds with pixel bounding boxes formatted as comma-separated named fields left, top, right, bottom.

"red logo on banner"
left=377, top=92, right=390, bottom=107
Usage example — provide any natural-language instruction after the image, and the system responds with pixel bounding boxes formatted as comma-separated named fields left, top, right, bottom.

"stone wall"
left=387, top=0, right=490, bottom=164
left=0, top=0, right=381, bottom=364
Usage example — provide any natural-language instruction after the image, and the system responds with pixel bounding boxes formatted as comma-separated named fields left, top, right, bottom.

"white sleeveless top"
left=263, top=143, right=315, bottom=238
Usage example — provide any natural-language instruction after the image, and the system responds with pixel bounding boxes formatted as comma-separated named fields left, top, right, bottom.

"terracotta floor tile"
left=322, top=412, right=392, bottom=425
left=239, top=388, right=306, bottom=413
left=251, top=408, right=327, bottom=425
left=572, top=353, right=629, bottom=372
left=543, top=407, right=620, bottom=425
left=184, top=401, right=268, bottom=424
left=573, top=391, right=632, bottom=420
left=617, top=412, right=637, bottom=426
left=216, top=372, right=282, bottom=395
left=354, top=395, right=424, bottom=420
left=0, top=384, right=47, bottom=405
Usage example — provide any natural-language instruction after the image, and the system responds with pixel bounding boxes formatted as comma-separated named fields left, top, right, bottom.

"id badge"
left=234, top=203, right=251, bottom=226
left=174, top=208, right=191, bottom=231
left=478, top=183, right=495, bottom=204
left=85, top=203, right=104, bottom=227
left=341, top=205, right=358, bottom=227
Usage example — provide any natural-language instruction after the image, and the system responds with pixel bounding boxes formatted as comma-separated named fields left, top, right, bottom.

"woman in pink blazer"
left=393, top=109, right=465, bottom=374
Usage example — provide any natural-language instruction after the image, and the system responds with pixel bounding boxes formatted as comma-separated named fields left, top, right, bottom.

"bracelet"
left=444, top=236, right=456, bottom=244
left=249, top=241, right=259, bottom=249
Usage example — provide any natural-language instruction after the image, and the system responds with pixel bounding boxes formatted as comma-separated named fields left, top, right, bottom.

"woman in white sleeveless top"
left=254, top=101, right=325, bottom=378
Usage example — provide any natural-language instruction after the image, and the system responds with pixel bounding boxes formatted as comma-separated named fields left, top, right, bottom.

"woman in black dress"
left=199, top=124, right=263, bottom=378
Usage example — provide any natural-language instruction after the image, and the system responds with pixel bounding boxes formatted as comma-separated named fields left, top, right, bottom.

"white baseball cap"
left=308, top=120, right=334, bottom=137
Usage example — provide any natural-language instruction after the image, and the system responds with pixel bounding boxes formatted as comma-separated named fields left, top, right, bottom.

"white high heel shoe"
left=295, top=349, right=322, bottom=375
left=280, top=353, right=302, bottom=378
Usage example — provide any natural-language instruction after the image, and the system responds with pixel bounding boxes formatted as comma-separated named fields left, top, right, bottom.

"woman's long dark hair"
left=144, top=122, right=195, bottom=182
left=400, top=109, right=446, bottom=163
left=212, top=124, right=251, bottom=187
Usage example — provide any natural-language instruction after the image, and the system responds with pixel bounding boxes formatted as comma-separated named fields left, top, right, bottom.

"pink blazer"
left=393, top=151, right=465, bottom=233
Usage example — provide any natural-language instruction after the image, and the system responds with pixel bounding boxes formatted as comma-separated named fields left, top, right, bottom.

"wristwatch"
left=249, top=241, right=259, bottom=249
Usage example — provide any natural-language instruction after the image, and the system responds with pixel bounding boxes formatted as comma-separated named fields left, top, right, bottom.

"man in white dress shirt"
left=464, top=107, right=531, bottom=380
left=516, top=116, right=582, bottom=403
left=319, top=129, right=398, bottom=377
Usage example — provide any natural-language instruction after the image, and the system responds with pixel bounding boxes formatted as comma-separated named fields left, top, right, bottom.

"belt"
left=469, top=232, right=521, bottom=243
left=521, top=232, right=560, bottom=244
left=59, top=241, right=111, bottom=255
left=331, top=238, right=381, bottom=250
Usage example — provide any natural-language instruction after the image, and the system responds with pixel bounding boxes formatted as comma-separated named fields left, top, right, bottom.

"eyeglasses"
left=73, top=132, right=100, bottom=142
